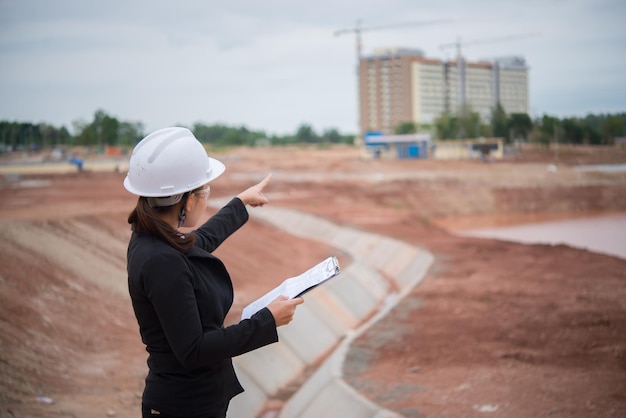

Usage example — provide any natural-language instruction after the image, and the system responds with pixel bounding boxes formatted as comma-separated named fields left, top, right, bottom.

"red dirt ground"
left=1, top=144, right=625, bottom=418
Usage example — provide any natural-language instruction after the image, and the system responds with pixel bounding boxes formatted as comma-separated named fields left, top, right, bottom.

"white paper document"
left=241, top=256, right=340, bottom=320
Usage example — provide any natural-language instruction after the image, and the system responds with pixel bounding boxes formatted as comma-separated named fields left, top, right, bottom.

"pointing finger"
left=258, top=173, right=272, bottom=190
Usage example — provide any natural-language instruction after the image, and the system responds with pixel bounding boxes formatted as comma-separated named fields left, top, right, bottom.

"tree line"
left=398, top=104, right=625, bottom=145
left=1, top=106, right=625, bottom=153
left=0, top=109, right=354, bottom=153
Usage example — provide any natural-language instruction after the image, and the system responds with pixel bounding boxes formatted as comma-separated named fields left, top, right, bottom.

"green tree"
left=0, top=122, right=43, bottom=150
left=582, top=124, right=601, bottom=145
left=269, top=133, right=294, bottom=146
left=508, top=113, right=532, bottom=141
left=59, top=126, right=71, bottom=145
left=534, top=115, right=561, bottom=146
left=295, top=124, right=317, bottom=143
left=601, top=115, right=625, bottom=145
left=118, top=121, right=144, bottom=147
left=434, top=112, right=458, bottom=139
left=321, top=128, right=341, bottom=143
left=193, top=123, right=231, bottom=145
left=73, top=110, right=141, bottom=149
left=394, top=121, right=417, bottom=134
left=541, top=115, right=558, bottom=138
left=38, top=123, right=56, bottom=148
left=491, top=103, right=508, bottom=139
left=192, top=122, right=266, bottom=147
left=99, top=111, right=120, bottom=148
left=456, top=104, right=483, bottom=139
left=73, top=110, right=108, bottom=148
left=561, top=118, right=585, bottom=144
left=72, top=119, right=92, bottom=146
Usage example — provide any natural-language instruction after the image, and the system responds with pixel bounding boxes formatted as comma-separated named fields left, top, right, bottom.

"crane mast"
left=334, top=18, right=451, bottom=135
left=439, top=32, right=540, bottom=109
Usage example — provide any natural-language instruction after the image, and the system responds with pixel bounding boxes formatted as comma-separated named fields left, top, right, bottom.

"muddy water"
left=458, top=214, right=626, bottom=260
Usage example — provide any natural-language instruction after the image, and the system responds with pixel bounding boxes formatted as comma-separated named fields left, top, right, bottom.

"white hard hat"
left=123, top=127, right=225, bottom=197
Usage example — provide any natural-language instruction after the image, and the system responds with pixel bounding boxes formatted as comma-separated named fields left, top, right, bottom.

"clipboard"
left=241, top=256, right=340, bottom=320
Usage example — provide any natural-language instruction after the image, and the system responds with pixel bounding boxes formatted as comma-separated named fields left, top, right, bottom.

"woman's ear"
left=186, top=193, right=199, bottom=211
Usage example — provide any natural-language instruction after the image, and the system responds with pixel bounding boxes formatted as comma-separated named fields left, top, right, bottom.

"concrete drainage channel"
left=213, top=202, right=434, bottom=418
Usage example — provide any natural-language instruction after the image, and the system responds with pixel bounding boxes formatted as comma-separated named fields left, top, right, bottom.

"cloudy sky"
left=1, top=0, right=624, bottom=135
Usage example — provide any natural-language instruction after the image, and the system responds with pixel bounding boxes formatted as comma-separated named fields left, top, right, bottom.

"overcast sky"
left=1, top=0, right=625, bottom=135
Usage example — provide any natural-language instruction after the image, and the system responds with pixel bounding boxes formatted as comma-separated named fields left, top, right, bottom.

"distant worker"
left=123, top=127, right=303, bottom=418
left=68, top=156, right=83, bottom=171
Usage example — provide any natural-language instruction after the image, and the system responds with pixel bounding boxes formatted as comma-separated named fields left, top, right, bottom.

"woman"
left=124, top=127, right=303, bottom=418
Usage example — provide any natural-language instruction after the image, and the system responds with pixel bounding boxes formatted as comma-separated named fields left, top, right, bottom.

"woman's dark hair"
left=128, top=196, right=196, bottom=252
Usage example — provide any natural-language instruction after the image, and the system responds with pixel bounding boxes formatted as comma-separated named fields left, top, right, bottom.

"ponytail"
left=128, top=197, right=196, bottom=252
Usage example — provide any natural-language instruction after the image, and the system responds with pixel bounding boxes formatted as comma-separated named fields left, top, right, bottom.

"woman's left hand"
left=237, top=174, right=271, bottom=207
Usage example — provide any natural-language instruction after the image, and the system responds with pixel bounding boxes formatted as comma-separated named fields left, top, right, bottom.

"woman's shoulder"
left=129, top=232, right=188, bottom=266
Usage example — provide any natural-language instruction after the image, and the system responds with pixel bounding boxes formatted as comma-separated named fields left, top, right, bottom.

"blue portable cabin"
left=364, top=132, right=432, bottom=159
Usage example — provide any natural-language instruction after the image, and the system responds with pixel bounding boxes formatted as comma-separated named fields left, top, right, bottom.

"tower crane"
left=439, top=32, right=541, bottom=108
left=335, top=18, right=451, bottom=62
left=335, top=19, right=451, bottom=136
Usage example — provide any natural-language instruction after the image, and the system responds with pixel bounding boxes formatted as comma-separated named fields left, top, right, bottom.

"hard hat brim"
left=123, top=156, right=225, bottom=197
left=205, top=156, right=226, bottom=185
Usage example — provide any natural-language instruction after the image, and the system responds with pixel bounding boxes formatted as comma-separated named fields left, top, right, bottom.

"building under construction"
left=359, top=47, right=529, bottom=135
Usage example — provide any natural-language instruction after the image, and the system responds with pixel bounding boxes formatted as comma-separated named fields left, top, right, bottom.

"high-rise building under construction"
left=358, top=48, right=529, bottom=135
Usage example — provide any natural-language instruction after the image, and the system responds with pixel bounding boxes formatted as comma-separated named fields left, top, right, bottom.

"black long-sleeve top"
left=127, top=197, right=278, bottom=416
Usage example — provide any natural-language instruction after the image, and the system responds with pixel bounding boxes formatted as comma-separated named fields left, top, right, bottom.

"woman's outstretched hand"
left=267, top=295, right=304, bottom=327
left=237, top=174, right=271, bottom=207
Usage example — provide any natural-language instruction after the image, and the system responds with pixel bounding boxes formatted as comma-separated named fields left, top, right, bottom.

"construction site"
left=1, top=143, right=625, bottom=418
left=333, top=20, right=539, bottom=140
